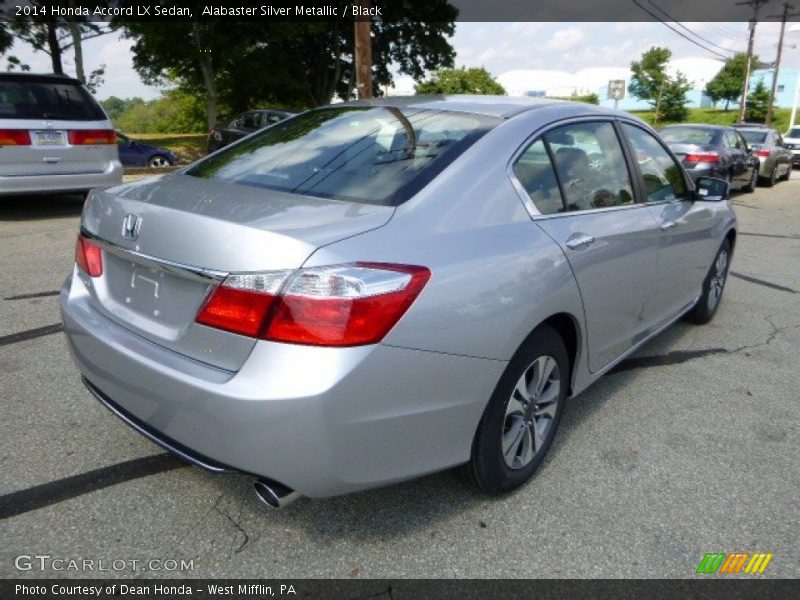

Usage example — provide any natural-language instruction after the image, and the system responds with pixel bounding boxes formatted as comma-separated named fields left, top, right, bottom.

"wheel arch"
left=518, top=312, right=582, bottom=397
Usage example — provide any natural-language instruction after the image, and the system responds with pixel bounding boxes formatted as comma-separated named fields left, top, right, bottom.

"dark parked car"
left=116, top=132, right=177, bottom=168
left=659, top=124, right=759, bottom=193
left=207, top=109, right=293, bottom=153
left=732, top=124, right=792, bottom=186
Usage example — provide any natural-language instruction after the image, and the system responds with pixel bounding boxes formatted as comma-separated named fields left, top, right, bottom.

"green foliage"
left=547, top=93, right=599, bottom=105
left=630, top=46, right=671, bottom=104
left=744, top=79, right=770, bottom=123
left=110, top=90, right=207, bottom=134
left=659, top=71, right=692, bottom=122
left=630, top=106, right=793, bottom=131
left=415, top=66, right=505, bottom=95
left=0, top=23, right=12, bottom=54
left=121, top=3, right=456, bottom=129
left=704, top=53, right=752, bottom=110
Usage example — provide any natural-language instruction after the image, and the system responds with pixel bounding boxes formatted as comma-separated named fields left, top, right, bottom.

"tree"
left=744, top=79, right=770, bottom=123
left=659, top=71, right=692, bottom=122
left=705, top=53, right=753, bottom=111
left=630, top=47, right=689, bottom=125
left=121, top=1, right=457, bottom=129
left=9, top=2, right=112, bottom=81
left=415, top=66, right=505, bottom=95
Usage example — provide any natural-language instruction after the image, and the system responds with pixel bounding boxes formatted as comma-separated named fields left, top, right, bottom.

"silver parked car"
left=733, top=124, right=793, bottom=186
left=61, top=97, right=737, bottom=507
left=0, top=72, right=122, bottom=196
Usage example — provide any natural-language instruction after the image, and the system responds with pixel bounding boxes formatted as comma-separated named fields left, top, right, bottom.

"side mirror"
left=694, top=176, right=729, bottom=202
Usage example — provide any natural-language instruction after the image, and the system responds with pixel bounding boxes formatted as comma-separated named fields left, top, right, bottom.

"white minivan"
left=0, top=72, right=122, bottom=196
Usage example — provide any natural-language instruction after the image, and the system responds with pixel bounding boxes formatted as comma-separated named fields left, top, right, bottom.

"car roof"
left=0, top=72, right=82, bottom=85
left=335, top=95, right=609, bottom=119
left=661, top=123, right=727, bottom=131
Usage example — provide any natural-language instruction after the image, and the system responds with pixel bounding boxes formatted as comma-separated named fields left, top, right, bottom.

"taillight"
left=75, top=235, right=103, bottom=277
left=684, top=152, right=719, bottom=164
left=195, top=263, right=431, bottom=346
left=68, top=129, right=116, bottom=145
left=754, top=149, right=770, bottom=158
left=0, top=129, right=31, bottom=145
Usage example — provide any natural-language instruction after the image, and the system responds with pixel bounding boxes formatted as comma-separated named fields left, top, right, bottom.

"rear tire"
left=780, top=163, right=792, bottom=182
left=469, top=325, right=569, bottom=494
left=686, top=240, right=731, bottom=325
left=743, top=168, right=757, bottom=193
left=763, top=166, right=778, bottom=187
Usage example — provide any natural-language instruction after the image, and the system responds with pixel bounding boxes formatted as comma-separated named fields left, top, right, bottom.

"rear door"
left=725, top=129, right=749, bottom=186
left=620, top=122, right=717, bottom=322
left=0, top=76, right=116, bottom=177
left=515, top=120, right=662, bottom=372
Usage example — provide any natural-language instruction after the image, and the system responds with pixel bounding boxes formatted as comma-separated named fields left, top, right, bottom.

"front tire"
left=469, top=325, right=569, bottom=494
left=686, top=240, right=731, bottom=325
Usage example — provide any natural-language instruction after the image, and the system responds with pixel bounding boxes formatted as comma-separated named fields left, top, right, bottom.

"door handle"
left=565, top=233, right=596, bottom=250
left=660, top=221, right=678, bottom=231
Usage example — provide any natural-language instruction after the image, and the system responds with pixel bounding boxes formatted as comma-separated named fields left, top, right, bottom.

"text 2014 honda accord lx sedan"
left=61, top=97, right=737, bottom=508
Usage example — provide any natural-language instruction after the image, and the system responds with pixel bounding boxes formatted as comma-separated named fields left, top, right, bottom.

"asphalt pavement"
left=1, top=176, right=798, bottom=579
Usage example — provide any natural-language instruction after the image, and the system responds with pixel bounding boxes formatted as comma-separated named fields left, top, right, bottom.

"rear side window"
left=512, top=139, right=564, bottom=215
left=0, top=79, right=105, bottom=120
left=622, top=124, right=688, bottom=202
left=544, top=121, right=634, bottom=211
left=188, top=106, right=500, bottom=206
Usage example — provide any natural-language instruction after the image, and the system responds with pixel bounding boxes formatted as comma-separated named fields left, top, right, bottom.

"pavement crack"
left=728, top=317, right=800, bottom=355
left=213, top=494, right=249, bottom=554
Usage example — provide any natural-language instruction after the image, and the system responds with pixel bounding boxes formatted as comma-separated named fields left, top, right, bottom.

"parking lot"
left=1, top=177, right=798, bottom=579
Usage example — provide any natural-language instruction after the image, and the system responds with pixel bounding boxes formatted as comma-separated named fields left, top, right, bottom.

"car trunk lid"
left=79, top=174, right=394, bottom=371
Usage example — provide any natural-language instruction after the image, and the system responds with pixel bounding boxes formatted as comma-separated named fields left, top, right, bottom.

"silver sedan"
left=60, top=96, right=737, bottom=508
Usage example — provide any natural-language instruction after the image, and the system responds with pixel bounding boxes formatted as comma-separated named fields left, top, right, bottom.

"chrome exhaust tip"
left=253, top=479, right=301, bottom=509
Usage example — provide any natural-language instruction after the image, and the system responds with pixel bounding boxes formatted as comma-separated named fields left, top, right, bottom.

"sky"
left=5, top=21, right=800, bottom=101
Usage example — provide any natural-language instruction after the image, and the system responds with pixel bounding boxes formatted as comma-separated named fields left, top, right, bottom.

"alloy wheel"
left=707, top=249, right=729, bottom=311
left=502, top=355, right=561, bottom=470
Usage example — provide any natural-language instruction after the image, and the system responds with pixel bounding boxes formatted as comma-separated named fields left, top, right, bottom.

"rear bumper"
left=0, top=161, right=122, bottom=196
left=60, top=272, right=505, bottom=497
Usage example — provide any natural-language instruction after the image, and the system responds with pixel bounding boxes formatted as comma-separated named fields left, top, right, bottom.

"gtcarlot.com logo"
left=14, top=554, right=195, bottom=573
left=696, top=552, right=774, bottom=574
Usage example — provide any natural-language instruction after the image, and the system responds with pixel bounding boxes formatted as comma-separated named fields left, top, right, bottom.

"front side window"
left=512, top=139, right=564, bottom=215
left=188, top=106, right=499, bottom=206
left=622, top=123, right=688, bottom=202
left=544, top=121, right=634, bottom=211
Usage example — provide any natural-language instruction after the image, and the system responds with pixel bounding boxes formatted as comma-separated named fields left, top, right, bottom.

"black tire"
left=148, top=155, right=170, bottom=168
left=780, top=163, right=792, bottom=182
left=764, top=166, right=778, bottom=187
left=685, top=239, right=732, bottom=325
left=743, top=168, right=757, bottom=193
left=468, top=325, right=569, bottom=494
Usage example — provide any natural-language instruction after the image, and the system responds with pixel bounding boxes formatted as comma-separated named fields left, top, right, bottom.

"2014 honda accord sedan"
left=61, top=96, right=737, bottom=508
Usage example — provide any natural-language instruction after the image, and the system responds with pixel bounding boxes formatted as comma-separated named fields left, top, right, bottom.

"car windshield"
left=0, top=79, right=106, bottom=120
left=188, top=106, right=500, bottom=205
left=659, top=127, right=718, bottom=145
left=787, top=128, right=800, bottom=138
left=739, top=130, right=768, bottom=144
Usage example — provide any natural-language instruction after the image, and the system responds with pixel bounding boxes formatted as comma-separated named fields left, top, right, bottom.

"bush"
left=111, top=90, right=206, bottom=134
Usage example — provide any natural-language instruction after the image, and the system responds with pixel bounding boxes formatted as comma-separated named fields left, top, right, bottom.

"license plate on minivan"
left=32, top=130, right=66, bottom=146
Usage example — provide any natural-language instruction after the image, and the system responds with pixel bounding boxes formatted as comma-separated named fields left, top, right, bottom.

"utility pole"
left=766, top=3, right=799, bottom=126
left=737, top=0, right=769, bottom=123
left=354, top=0, right=372, bottom=99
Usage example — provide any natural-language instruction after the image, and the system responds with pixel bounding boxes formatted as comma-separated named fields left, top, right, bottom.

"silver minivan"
left=61, top=97, right=737, bottom=507
left=0, top=72, right=122, bottom=196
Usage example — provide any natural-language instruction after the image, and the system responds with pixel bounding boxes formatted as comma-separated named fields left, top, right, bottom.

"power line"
left=646, top=0, right=738, bottom=55
left=632, top=0, right=733, bottom=60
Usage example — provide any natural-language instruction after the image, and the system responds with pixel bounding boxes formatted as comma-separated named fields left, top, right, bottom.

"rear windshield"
left=739, top=130, right=768, bottom=144
left=659, top=127, right=719, bottom=145
left=188, top=106, right=500, bottom=205
left=0, top=79, right=106, bottom=121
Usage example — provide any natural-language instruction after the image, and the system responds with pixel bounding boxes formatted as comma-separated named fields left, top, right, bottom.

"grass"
left=123, top=132, right=207, bottom=164
left=630, top=107, right=794, bottom=131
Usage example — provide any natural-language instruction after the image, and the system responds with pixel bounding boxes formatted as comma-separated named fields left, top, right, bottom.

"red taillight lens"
left=196, top=286, right=278, bottom=338
left=68, top=129, right=116, bottom=145
left=0, top=129, right=31, bottom=145
left=755, top=149, right=770, bottom=158
left=75, top=235, right=103, bottom=277
left=685, top=152, right=719, bottom=164
left=195, top=263, right=431, bottom=346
